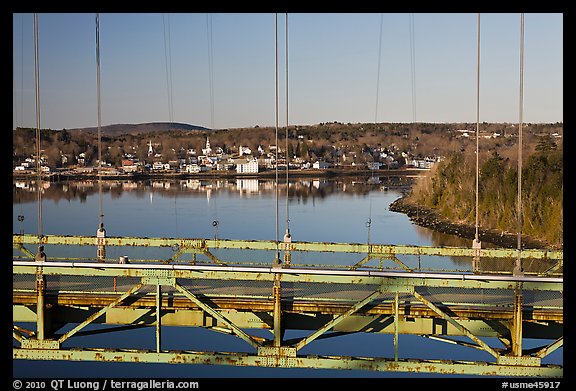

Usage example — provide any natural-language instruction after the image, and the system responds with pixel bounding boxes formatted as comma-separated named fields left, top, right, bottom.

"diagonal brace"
left=535, top=337, right=563, bottom=359
left=15, top=244, right=36, bottom=259
left=174, top=282, right=261, bottom=350
left=57, top=283, right=143, bottom=344
left=294, top=288, right=382, bottom=351
left=203, top=249, right=224, bottom=264
left=413, top=290, right=500, bottom=359
left=13, top=330, right=25, bottom=343
left=351, top=254, right=372, bottom=270
left=351, top=254, right=412, bottom=272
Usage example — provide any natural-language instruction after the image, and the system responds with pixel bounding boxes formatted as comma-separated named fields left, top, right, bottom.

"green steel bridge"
left=13, top=233, right=563, bottom=377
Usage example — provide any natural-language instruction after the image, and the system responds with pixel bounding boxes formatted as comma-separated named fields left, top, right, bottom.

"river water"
left=12, top=176, right=562, bottom=378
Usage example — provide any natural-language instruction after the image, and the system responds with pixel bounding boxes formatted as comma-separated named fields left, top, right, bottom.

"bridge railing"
left=13, top=233, right=563, bottom=276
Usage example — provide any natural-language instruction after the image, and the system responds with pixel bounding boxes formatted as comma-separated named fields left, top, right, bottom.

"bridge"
left=13, top=12, right=563, bottom=379
left=13, top=233, right=563, bottom=377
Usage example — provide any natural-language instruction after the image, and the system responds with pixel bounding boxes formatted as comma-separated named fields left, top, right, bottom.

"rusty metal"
left=12, top=348, right=563, bottom=377
left=412, top=290, right=500, bottom=359
left=156, top=283, right=161, bottom=353
left=513, top=282, right=524, bottom=356
left=57, top=283, right=143, bottom=344
left=13, top=233, right=563, bottom=261
left=35, top=266, right=45, bottom=340
left=273, top=272, right=282, bottom=347
left=12, top=233, right=563, bottom=377
left=294, top=287, right=383, bottom=352
left=173, top=282, right=262, bottom=350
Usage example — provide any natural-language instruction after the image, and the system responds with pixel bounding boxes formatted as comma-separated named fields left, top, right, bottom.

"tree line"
left=13, top=121, right=563, bottom=170
left=405, top=134, right=563, bottom=248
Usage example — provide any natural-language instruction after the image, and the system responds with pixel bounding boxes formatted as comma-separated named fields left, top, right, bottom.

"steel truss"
left=13, top=234, right=563, bottom=377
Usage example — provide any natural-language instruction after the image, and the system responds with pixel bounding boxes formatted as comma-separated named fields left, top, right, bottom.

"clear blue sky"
left=12, top=13, right=563, bottom=131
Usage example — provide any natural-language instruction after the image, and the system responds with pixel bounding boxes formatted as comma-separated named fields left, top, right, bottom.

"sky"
left=12, top=12, right=563, bottom=131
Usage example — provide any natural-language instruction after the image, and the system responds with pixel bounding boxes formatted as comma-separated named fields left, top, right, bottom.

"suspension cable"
left=33, top=13, right=43, bottom=246
left=408, top=13, right=421, bottom=253
left=274, top=13, right=280, bottom=264
left=16, top=14, right=24, bottom=127
left=284, top=13, right=290, bottom=237
left=207, top=13, right=215, bottom=129
left=409, top=13, right=417, bottom=123
left=375, top=13, right=383, bottom=124
left=163, top=13, right=174, bottom=125
left=474, top=13, right=481, bottom=244
left=95, top=14, right=106, bottom=261
left=515, top=13, right=525, bottom=275
left=96, top=14, right=103, bottom=229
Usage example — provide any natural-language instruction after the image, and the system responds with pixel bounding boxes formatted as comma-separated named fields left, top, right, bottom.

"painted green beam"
left=13, top=234, right=563, bottom=260
left=412, top=290, right=501, bottom=359
left=294, top=288, right=383, bottom=351
left=12, top=348, right=563, bottom=377
left=12, top=263, right=565, bottom=293
left=14, top=244, right=35, bottom=258
left=535, top=337, right=563, bottom=359
left=173, top=282, right=263, bottom=350
left=57, top=283, right=143, bottom=344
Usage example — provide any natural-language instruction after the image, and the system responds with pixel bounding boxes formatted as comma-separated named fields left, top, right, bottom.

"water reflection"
left=13, top=176, right=412, bottom=205
left=13, top=177, right=557, bottom=275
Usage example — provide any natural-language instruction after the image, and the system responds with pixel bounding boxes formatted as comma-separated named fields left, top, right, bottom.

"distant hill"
left=67, top=122, right=210, bottom=136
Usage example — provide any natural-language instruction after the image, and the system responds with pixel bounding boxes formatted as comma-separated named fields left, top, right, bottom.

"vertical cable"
left=207, top=13, right=215, bottom=129
left=409, top=13, right=421, bottom=252
left=475, top=13, right=481, bottom=243
left=95, top=14, right=106, bottom=262
left=163, top=14, right=174, bottom=125
left=17, top=15, right=25, bottom=127
left=375, top=13, right=383, bottom=123
left=516, top=13, right=525, bottom=274
left=21, top=16, right=24, bottom=125
left=274, top=14, right=280, bottom=262
left=34, top=13, right=43, bottom=244
left=285, top=13, right=290, bottom=236
left=96, top=14, right=103, bottom=228
left=409, top=13, right=417, bottom=123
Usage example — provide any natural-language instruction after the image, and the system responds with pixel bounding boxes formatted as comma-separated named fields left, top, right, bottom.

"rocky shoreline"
left=389, top=196, right=559, bottom=250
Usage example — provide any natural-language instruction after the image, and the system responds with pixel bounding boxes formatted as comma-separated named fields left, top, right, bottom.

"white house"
left=186, top=164, right=201, bottom=173
left=313, top=160, right=331, bottom=169
left=236, top=158, right=259, bottom=173
left=239, top=146, right=252, bottom=156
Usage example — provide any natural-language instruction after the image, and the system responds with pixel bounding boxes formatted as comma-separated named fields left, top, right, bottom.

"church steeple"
left=148, top=140, right=153, bottom=156
left=202, top=137, right=212, bottom=156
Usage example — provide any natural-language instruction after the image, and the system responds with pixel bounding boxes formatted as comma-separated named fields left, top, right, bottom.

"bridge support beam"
left=273, top=273, right=283, bottom=347
left=35, top=267, right=45, bottom=340
left=412, top=290, right=500, bottom=359
left=57, top=283, right=143, bottom=345
left=394, top=291, right=399, bottom=361
left=174, top=282, right=262, bottom=350
left=13, top=347, right=562, bottom=377
left=156, top=284, right=161, bottom=353
left=512, top=282, right=523, bottom=356
left=294, top=288, right=383, bottom=352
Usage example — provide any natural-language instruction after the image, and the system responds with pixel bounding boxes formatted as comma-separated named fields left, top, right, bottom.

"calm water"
left=12, top=176, right=562, bottom=378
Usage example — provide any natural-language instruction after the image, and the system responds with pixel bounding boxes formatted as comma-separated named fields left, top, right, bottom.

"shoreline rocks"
left=389, top=196, right=559, bottom=250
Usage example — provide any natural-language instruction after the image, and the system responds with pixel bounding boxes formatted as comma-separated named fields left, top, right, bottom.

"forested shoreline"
left=397, top=137, right=563, bottom=249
